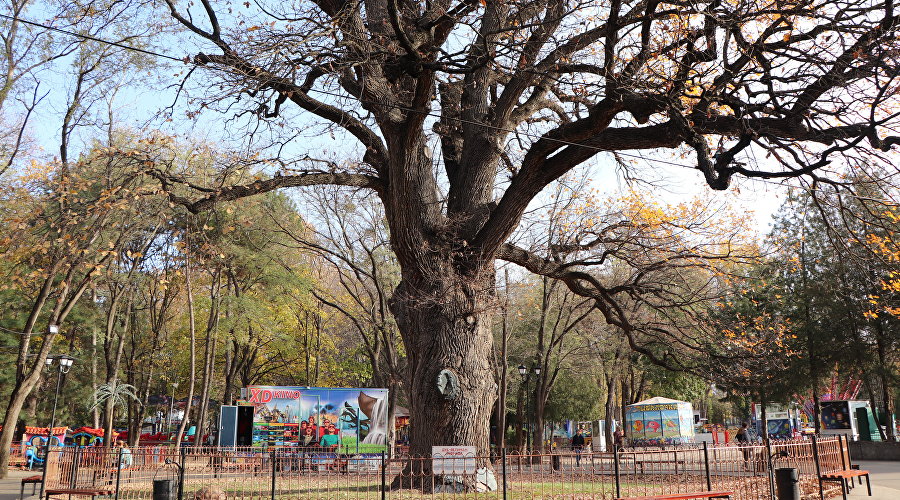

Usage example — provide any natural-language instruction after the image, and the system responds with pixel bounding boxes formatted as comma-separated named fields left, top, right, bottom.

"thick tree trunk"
left=605, top=374, right=617, bottom=450
left=389, top=266, right=496, bottom=491
left=874, top=320, right=896, bottom=441
left=1, top=378, right=43, bottom=473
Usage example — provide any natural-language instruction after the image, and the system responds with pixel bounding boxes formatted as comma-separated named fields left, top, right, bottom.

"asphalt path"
left=847, top=460, right=900, bottom=499
left=0, top=469, right=41, bottom=500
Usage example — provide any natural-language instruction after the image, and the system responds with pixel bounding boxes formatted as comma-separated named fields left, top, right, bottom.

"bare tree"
left=154, top=0, right=900, bottom=483
left=287, top=186, right=406, bottom=445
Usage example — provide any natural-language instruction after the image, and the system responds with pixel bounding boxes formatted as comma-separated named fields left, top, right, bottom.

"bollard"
left=153, top=479, right=175, bottom=500
left=775, top=468, right=800, bottom=500
left=551, top=453, right=561, bottom=471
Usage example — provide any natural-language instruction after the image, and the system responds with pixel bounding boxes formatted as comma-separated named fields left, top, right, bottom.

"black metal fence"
left=40, top=436, right=849, bottom=499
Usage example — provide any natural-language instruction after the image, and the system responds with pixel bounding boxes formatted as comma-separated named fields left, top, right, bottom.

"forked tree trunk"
left=389, top=264, right=496, bottom=491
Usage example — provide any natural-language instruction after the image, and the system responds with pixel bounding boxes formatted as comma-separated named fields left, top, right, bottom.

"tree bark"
left=874, top=319, right=896, bottom=441
left=389, top=265, right=496, bottom=490
left=515, top=381, right=526, bottom=451
left=604, top=373, right=617, bottom=450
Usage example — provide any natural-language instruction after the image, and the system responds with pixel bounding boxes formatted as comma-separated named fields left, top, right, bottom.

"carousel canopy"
left=629, top=397, right=687, bottom=406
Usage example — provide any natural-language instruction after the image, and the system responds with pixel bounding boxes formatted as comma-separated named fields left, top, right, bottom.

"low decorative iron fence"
left=40, top=436, right=850, bottom=499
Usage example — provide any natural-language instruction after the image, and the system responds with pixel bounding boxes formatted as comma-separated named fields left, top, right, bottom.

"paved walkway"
left=846, top=460, right=900, bottom=499
left=0, top=469, right=41, bottom=500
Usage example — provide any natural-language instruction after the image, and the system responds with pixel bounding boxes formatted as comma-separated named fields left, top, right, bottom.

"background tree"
left=0, top=139, right=169, bottom=473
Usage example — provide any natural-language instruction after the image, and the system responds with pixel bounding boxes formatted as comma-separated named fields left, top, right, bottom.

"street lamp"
left=40, top=344, right=74, bottom=498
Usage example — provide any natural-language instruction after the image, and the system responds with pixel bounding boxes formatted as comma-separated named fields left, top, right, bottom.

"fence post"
left=270, top=449, right=277, bottom=500
left=114, top=447, right=123, bottom=500
left=765, top=438, right=775, bottom=500
left=703, top=442, right=711, bottom=492
left=381, top=451, right=386, bottom=500
left=71, top=447, right=81, bottom=489
left=501, top=447, right=508, bottom=500
left=811, top=435, right=823, bottom=500
left=178, top=447, right=186, bottom=500
left=613, top=442, right=621, bottom=499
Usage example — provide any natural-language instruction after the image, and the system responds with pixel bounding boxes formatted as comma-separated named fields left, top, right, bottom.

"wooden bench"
left=820, top=469, right=871, bottom=500
left=20, top=474, right=42, bottom=498
left=616, top=491, right=734, bottom=500
left=44, top=487, right=114, bottom=499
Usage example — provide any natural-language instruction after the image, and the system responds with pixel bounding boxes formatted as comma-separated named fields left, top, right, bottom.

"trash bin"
left=551, top=453, right=561, bottom=471
left=153, top=479, right=175, bottom=500
left=775, top=467, right=800, bottom=500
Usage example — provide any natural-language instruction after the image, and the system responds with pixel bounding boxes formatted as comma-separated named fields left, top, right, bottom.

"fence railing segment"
left=37, top=438, right=847, bottom=499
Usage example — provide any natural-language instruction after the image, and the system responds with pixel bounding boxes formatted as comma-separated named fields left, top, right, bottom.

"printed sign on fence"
left=432, top=446, right=476, bottom=474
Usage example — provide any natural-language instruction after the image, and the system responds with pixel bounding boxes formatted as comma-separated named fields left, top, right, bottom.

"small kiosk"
left=820, top=400, right=881, bottom=441
left=751, top=403, right=802, bottom=439
left=624, top=397, right=695, bottom=446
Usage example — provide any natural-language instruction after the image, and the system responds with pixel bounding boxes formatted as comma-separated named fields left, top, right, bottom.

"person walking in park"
left=571, top=429, right=586, bottom=467
left=736, top=422, right=752, bottom=467
left=613, top=426, right=625, bottom=451
left=119, top=441, right=133, bottom=468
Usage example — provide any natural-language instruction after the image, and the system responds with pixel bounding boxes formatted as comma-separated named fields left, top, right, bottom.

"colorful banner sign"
left=242, top=386, right=389, bottom=453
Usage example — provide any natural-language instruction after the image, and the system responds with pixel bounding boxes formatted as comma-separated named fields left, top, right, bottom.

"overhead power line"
left=0, top=13, right=183, bottom=62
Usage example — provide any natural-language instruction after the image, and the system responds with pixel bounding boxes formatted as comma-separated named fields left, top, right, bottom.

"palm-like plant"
left=90, top=382, right=140, bottom=445
left=89, top=382, right=140, bottom=413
